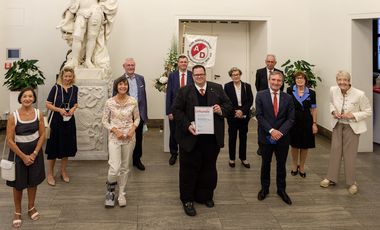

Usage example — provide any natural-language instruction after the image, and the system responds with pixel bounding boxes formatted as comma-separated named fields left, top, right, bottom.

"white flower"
left=159, top=76, right=168, bottom=84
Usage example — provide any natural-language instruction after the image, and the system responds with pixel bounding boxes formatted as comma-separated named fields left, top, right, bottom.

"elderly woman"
left=102, top=76, right=140, bottom=207
left=287, top=71, right=317, bottom=178
left=224, top=67, right=253, bottom=168
left=320, top=71, right=372, bottom=194
left=45, top=66, right=78, bottom=185
left=6, top=88, right=45, bottom=228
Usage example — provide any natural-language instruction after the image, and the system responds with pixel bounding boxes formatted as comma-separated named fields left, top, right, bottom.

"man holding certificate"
left=172, top=65, right=233, bottom=216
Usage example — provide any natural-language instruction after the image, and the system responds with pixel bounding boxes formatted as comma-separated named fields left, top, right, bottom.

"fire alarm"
left=5, top=62, right=12, bottom=69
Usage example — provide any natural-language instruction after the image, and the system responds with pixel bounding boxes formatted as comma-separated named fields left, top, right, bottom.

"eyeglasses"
left=295, top=77, right=305, bottom=80
left=193, top=74, right=206, bottom=77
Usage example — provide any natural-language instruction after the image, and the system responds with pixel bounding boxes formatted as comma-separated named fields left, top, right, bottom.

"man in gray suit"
left=122, top=58, right=148, bottom=170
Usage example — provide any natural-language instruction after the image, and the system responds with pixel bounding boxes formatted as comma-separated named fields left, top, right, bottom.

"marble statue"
left=57, top=0, right=118, bottom=71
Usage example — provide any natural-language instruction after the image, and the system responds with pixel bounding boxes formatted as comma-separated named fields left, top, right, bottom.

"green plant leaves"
left=3, top=59, right=45, bottom=91
left=281, top=59, right=321, bottom=88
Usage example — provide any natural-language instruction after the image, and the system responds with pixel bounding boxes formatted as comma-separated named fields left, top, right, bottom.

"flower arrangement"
left=3, top=59, right=45, bottom=91
left=154, top=40, right=178, bottom=92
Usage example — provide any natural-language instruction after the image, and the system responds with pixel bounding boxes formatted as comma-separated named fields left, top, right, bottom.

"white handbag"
left=1, top=136, right=16, bottom=181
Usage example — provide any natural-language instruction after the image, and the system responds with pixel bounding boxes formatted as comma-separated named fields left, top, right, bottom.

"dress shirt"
left=269, top=88, right=280, bottom=112
left=125, top=74, right=138, bottom=101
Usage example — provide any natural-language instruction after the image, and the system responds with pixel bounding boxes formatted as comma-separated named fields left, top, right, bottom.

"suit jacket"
left=114, top=74, right=148, bottom=123
left=329, top=86, right=371, bottom=134
left=255, top=89, right=295, bottom=146
left=255, top=67, right=284, bottom=91
left=166, top=70, right=193, bottom=115
left=172, top=81, right=233, bottom=152
left=224, top=81, right=253, bottom=119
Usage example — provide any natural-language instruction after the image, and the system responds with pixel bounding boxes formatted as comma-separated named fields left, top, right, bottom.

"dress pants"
left=179, top=136, right=220, bottom=203
left=326, top=123, right=359, bottom=185
left=108, top=140, right=135, bottom=196
left=133, top=117, right=144, bottom=165
left=227, top=118, right=249, bottom=161
left=260, top=143, right=289, bottom=192
left=168, top=119, right=178, bottom=156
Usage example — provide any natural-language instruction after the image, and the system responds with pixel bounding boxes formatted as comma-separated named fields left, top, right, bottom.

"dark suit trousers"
left=227, top=118, right=249, bottom=161
left=133, top=117, right=144, bottom=164
left=179, top=136, right=220, bottom=203
left=260, top=143, right=289, bottom=192
left=168, top=119, right=178, bottom=155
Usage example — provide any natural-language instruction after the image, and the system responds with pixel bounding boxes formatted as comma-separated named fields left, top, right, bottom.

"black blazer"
left=255, top=89, right=295, bottom=146
left=255, top=67, right=284, bottom=91
left=172, top=81, right=233, bottom=152
left=224, top=81, right=253, bottom=119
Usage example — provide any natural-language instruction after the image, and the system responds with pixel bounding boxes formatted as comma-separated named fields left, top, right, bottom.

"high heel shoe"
left=299, top=171, right=306, bottom=178
left=290, top=165, right=299, bottom=176
left=61, top=174, right=70, bottom=183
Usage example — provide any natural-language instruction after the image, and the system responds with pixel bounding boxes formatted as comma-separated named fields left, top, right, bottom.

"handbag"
left=46, top=85, right=58, bottom=139
left=0, top=136, right=16, bottom=181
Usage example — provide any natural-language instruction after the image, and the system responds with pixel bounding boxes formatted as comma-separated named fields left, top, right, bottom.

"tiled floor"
left=0, top=121, right=380, bottom=229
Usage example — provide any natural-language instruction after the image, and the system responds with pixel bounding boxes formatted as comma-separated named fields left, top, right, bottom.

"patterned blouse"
left=102, top=96, right=140, bottom=145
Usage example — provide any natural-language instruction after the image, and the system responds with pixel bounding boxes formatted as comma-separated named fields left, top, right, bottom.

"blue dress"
left=287, top=85, right=316, bottom=149
left=6, top=109, right=45, bottom=190
left=45, top=84, right=78, bottom=159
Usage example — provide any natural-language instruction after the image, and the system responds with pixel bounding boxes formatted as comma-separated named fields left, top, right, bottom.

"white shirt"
left=234, top=83, right=242, bottom=106
left=195, top=82, right=207, bottom=94
left=269, top=88, right=280, bottom=112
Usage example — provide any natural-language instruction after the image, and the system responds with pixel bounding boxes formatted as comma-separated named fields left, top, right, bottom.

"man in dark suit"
left=172, top=65, right=233, bottom=216
left=166, top=55, right=193, bottom=165
left=255, top=71, right=294, bottom=205
left=255, top=54, right=284, bottom=92
left=255, top=54, right=284, bottom=156
left=122, top=58, right=148, bottom=171
left=224, top=67, right=253, bottom=168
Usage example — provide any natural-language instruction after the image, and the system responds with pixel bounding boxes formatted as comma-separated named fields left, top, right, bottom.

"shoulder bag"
left=0, top=136, right=16, bottom=181
left=45, top=85, right=58, bottom=139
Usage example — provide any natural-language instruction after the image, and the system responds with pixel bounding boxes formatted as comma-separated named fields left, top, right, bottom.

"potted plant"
left=281, top=59, right=321, bottom=88
left=154, top=39, right=178, bottom=93
left=3, top=59, right=45, bottom=112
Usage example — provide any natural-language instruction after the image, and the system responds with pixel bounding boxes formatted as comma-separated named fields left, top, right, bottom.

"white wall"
left=1, top=0, right=379, bottom=150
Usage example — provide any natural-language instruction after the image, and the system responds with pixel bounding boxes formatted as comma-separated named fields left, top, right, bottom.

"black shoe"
left=299, top=171, right=306, bottom=178
left=257, top=189, right=268, bottom=201
left=169, top=154, right=177, bottom=165
left=134, top=161, right=145, bottom=171
left=290, top=169, right=298, bottom=176
left=241, top=161, right=250, bottom=169
left=183, top=202, right=196, bottom=216
left=205, top=200, right=214, bottom=208
left=277, top=191, right=292, bottom=205
left=256, top=149, right=262, bottom=156
left=228, top=161, right=235, bottom=168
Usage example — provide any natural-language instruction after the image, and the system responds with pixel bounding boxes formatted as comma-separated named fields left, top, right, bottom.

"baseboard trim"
left=317, top=124, right=332, bottom=139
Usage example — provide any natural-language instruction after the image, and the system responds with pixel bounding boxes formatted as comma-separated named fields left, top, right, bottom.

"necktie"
left=199, top=88, right=205, bottom=96
left=180, top=73, right=185, bottom=88
left=273, top=92, right=278, bottom=117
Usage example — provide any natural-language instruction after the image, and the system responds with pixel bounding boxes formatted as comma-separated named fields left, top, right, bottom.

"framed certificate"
left=194, top=106, right=214, bottom=134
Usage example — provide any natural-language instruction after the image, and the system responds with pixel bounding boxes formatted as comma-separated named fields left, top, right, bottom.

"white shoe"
left=118, top=195, right=126, bottom=207
left=320, top=179, right=335, bottom=188
left=348, top=184, right=358, bottom=195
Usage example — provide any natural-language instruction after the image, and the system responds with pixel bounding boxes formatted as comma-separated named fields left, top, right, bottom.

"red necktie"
left=180, top=73, right=185, bottom=88
left=273, top=92, right=278, bottom=117
left=199, top=88, right=205, bottom=96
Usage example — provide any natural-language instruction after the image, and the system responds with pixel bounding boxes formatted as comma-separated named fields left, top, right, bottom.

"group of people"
left=4, top=54, right=372, bottom=226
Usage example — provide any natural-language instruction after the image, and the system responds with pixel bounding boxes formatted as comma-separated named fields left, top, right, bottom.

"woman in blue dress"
left=286, top=71, right=318, bottom=178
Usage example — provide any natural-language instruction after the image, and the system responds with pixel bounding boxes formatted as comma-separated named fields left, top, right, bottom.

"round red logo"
left=187, top=39, right=213, bottom=65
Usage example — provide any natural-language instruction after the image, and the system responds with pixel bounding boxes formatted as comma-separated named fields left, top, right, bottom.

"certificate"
left=194, top=106, right=214, bottom=134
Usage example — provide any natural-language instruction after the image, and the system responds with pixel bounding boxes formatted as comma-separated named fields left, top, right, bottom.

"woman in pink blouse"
left=102, top=76, right=140, bottom=207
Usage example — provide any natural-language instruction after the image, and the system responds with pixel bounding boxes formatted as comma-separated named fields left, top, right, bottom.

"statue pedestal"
left=74, top=69, right=110, bottom=160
